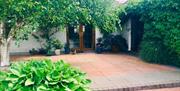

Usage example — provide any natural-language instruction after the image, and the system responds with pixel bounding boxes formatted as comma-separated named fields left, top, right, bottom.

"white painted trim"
left=127, top=19, right=131, bottom=51
left=128, top=30, right=131, bottom=51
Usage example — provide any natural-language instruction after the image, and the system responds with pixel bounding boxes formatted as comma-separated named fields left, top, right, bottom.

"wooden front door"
left=67, top=24, right=95, bottom=52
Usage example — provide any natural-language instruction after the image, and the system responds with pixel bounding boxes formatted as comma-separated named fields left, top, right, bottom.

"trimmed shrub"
left=29, top=48, right=39, bottom=55
left=139, top=39, right=180, bottom=67
left=112, top=35, right=128, bottom=52
left=96, top=34, right=128, bottom=53
left=0, top=59, right=91, bottom=91
left=139, top=40, right=169, bottom=64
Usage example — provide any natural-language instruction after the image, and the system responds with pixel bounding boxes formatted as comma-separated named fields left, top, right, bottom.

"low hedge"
left=0, top=59, right=91, bottom=91
left=139, top=40, right=180, bottom=67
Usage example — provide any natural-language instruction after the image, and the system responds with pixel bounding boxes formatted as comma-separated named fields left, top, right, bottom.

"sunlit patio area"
left=11, top=53, right=180, bottom=91
left=0, top=0, right=179, bottom=90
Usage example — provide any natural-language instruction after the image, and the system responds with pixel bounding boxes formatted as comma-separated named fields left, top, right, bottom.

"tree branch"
left=7, top=35, right=13, bottom=44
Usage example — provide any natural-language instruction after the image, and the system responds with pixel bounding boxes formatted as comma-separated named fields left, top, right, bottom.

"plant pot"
left=95, top=46, right=103, bottom=54
left=55, top=49, right=61, bottom=55
left=112, top=45, right=119, bottom=53
left=46, top=50, right=54, bottom=56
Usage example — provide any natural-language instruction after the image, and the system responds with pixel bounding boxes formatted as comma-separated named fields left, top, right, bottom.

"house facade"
left=10, top=25, right=103, bottom=55
left=10, top=17, right=143, bottom=55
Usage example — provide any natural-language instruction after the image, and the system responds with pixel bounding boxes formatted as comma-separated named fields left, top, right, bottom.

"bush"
left=96, top=34, right=128, bottom=53
left=0, top=59, right=91, bottom=91
left=124, top=0, right=180, bottom=67
left=29, top=39, right=64, bottom=56
left=46, top=49, right=55, bottom=56
left=139, top=40, right=180, bottom=67
left=38, top=48, right=47, bottom=55
left=112, top=35, right=128, bottom=52
left=51, top=39, right=64, bottom=49
left=139, top=40, right=169, bottom=64
left=29, top=48, right=39, bottom=55
left=64, top=43, right=70, bottom=54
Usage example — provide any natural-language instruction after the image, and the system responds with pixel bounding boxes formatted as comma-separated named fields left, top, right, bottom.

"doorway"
left=67, top=24, right=95, bottom=52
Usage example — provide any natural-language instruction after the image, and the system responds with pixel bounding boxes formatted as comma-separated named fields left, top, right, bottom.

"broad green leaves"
left=0, top=59, right=91, bottom=91
left=25, top=79, right=34, bottom=86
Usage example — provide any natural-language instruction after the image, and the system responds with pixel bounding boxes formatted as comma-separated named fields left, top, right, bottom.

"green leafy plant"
left=96, top=34, right=128, bottom=53
left=64, top=43, right=70, bottom=54
left=139, top=39, right=180, bottom=67
left=51, top=39, right=64, bottom=49
left=29, top=48, right=39, bottom=55
left=0, top=59, right=91, bottom=91
left=111, top=35, right=128, bottom=52
left=139, top=40, right=169, bottom=64
left=122, top=0, right=180, bottom=67
left=46, top=49, right=55, bottom=56
left=29, top=38, right=63, bottom=56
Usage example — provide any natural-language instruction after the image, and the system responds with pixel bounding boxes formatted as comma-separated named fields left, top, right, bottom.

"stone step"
left=92, top=82, right=180, bottom=91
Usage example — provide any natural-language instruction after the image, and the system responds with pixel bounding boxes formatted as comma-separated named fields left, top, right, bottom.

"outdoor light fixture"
left=74, top=25, right=79, bottom=33
left=74, top=25, right=85, bottom=33
left=74, top=28, right=77, bottom=33
left=82, top=25, right=85, bottom=32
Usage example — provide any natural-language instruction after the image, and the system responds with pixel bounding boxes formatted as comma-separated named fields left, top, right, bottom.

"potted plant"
left=52, top=39, right=63, bottom=55
left=95, top=38, right=103, bottom=53
left=111, top=35, right=128, bottom=53
left=29, top=48, right=39, bottom=55
left=64, top=43, right=70, bottom=54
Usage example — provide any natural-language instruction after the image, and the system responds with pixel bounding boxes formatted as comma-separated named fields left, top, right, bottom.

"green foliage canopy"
left=35, top=0, right=124, bottom=35
left=0, top=0, right=44, bottom=42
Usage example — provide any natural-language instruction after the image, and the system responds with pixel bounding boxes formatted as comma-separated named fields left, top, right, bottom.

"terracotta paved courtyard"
left=11, top=53, right=180, bottom=91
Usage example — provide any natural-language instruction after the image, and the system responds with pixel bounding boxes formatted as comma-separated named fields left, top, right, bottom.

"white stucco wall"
left=53, top=30, right=67, bottom=44
left=10, top=30, right=67, bottom=55
left=10, top=36, right=41, bottom=54
left=95, top=27, right=103, bottom=44
left=9, top=26, right=104, bottom=54
left=121, top=18, right=131, bottom=51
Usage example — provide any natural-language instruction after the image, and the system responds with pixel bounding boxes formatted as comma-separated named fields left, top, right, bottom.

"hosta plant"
left=0, top=59, right=91, bottom=91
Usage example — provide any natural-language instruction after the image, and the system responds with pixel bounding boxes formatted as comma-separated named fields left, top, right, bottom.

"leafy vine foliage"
left=124, top=0, right=180, bottom=66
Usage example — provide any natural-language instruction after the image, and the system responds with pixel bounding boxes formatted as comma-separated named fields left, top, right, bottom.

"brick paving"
left=11, top=53, right=180, bottom=91
left=141, top=87, right=180, bottom=91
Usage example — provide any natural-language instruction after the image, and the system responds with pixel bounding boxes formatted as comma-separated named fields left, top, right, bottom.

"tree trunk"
left=0, top=41, right=10, bottom=66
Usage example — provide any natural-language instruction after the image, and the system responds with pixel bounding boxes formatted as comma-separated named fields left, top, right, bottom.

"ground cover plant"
left=0, top=59, right=91, bottom=91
